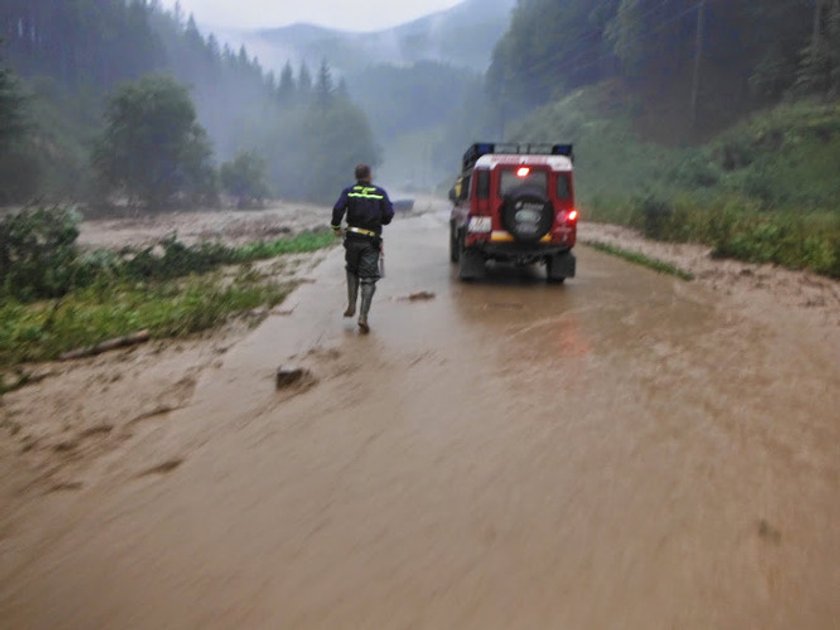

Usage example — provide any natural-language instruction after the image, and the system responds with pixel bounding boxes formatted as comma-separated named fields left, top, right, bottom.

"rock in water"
left=275, top=366, right=311, bottom=390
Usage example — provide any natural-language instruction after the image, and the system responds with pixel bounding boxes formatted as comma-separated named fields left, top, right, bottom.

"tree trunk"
left=814, top=0, right=825, bottom=51
left=690, top=0, right=707, bottom=131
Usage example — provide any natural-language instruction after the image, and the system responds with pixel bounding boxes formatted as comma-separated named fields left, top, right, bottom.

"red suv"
left=449, top=143, right=578, bottom=282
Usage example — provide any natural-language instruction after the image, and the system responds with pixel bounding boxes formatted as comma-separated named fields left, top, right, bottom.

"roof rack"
left=462, top=142, right=574, bottom=171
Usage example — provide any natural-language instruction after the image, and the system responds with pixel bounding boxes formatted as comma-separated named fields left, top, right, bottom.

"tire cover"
left=501, top=186, right=553, bottom=243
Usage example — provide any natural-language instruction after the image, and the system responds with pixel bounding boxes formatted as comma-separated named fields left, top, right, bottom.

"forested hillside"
left=0, top=0, right=378, bottom=205
left=489, top=0, right=839, bottom=139
left=479, top=0, right=840, bottom=276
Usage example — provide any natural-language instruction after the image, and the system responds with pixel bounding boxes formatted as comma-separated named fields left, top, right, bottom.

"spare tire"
left=501, top=185, right=553, bottom=243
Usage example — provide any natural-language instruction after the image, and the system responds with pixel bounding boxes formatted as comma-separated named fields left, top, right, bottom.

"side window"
left=451, top=177, right=463, bottom=201
left=460, top=175, right=471, bottom=201
left=475, top=170, right=490, bottom=200
left=557, top=174, right=572, bottom=200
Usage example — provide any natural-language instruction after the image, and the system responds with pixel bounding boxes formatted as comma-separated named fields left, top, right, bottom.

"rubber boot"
left=343, top=272, right=359, bottom=318
left=358, top=282, right=376, bottom=334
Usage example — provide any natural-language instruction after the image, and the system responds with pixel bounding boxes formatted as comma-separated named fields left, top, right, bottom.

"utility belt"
left=346, top=226, right=380, bottom=240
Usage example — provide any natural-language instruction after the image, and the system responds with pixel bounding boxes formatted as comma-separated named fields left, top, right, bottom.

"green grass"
left=86, top=229, right=336, bottom=287
left=0, top=225, right=338, bottom=371
left=0, top=269, right=291, bottom=369
left=584, top=240, right=695, bottom=281
left=1, top=207, right=336, bottom=303
left=231, top=230, right=335, bottom=261
left=510, top=86, right=840, bottom=278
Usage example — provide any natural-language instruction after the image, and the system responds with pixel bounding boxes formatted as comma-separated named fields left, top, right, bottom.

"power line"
left=559, top=0, right=816, bottom=78
left=563, top=1, right=704, bottom=77
left=566, top=0, right=814, bottom=77
left=509, top=1, right=703, bottom=84
left=520, top=0, right=677, bottom=61
left=494, top=0, right=817, bottom=110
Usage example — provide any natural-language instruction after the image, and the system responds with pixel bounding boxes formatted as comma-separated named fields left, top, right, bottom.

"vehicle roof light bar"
left=462, top=142, right=574, bottom=170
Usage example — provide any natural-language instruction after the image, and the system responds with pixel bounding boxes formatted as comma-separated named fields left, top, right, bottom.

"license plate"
left=468, top=217, right=492, bottom=233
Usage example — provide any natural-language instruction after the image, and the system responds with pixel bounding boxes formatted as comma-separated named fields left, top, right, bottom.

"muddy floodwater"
left=1, top=212, right=838, bottom=628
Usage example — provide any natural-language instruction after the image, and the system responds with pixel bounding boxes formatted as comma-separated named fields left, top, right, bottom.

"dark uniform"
left=332, top=181, right=394, bottom=332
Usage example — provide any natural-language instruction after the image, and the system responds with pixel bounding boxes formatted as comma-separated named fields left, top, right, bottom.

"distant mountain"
left=234, top=0, right=517, bottom=74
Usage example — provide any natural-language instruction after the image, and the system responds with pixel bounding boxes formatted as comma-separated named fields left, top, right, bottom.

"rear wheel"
left=449, top=222, right=460, bottom=263
left=546, top=252, right=576, bottom=283
left=458, top=236, right=485, bottom=281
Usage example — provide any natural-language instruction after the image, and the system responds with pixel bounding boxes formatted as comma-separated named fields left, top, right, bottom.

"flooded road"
left=1, top=212, right=838, bottom=628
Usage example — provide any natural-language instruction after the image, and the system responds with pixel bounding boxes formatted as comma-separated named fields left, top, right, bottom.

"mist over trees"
left=0, top=0, right=380, bottom=206
left=0, top=47, right=31, bottom=204
left=348, top=61, right=477, bottom=141
left=486, top=0, right=840, bottom=139
left=220, top=151, right=270, bottom=209
left=0, top=50, right=25, bottom=142
left=93, top=75, right=217, bottom=208
left=252, top=62, right=380, bottom=202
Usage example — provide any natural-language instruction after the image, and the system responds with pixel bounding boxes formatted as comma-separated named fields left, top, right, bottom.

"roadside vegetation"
left=0, top=207, right=334, bottom=369
left=584, top=241, right=695, bottom=282
left=465, top=1, right=840, bottom=279
left=513, top=93, right=840, bottom=278
left=1, top=4, right=356, bottom=374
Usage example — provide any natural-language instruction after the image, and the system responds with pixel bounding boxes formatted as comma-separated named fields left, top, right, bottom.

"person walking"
left=331, top=164, right=394, bottom=334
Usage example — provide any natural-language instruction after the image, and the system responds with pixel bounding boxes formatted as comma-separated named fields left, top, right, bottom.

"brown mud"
left=78, top=196, right=443, bottom=249
left=580, top=222, right=840, bottom=333
left=1, top=209, right=838, bottom=628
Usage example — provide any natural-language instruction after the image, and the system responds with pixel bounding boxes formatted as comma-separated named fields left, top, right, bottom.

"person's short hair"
left=355, top=164, right=371, bottom=181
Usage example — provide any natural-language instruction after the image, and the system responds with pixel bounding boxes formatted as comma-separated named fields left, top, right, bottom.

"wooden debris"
left=59, top=330, right=151, bottom=361
left=402, top=291, right=436, bottom=302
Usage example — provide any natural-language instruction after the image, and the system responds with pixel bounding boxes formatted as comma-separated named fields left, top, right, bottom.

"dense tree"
left=298, top=63, right=313, bottom=97
left=315, top=60, right=334, bottom=106
left=220, top=151, right=269, bottom=208
left=488, top=0, right=619, bottom=107
left=486, top=0, right=835, bottom=138
left=0, top=1, right=384, bottom=205
left=278, top=62, right=296, bottom=103
left=833, top=3, right=840, bottom=95
left=258, top=94, right=381, bottom=203
left=93, top=75, right=216, bottom=208
left=796, top=1, right=840, bottom=96
left=0, top=49, right=25, bottom=148
left=0, top=45, right=38, bottom=203
left=0, top=0, right=164, bottom=89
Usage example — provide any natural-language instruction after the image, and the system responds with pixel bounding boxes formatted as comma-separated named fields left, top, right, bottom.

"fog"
left=159, top=0, right=465, bottom=32
left=2, top=3, right=840, bottom=628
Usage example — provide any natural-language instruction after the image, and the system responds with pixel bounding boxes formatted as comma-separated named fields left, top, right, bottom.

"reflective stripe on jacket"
left=332, top=183, right=394, bottom=235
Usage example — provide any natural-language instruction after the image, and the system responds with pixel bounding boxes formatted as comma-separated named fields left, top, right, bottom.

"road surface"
left=1, top=212, right=838, bottom=628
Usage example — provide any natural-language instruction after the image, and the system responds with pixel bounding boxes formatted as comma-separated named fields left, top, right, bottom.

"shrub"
left=633, top=195, right=676, bottom=240
left=0, top=206, right=335, bottom=303
left=0, top=206, right=81, bottom=300
left=93, top=75, right=217, bottom=209
left=220, top=151, right=270, bottom=209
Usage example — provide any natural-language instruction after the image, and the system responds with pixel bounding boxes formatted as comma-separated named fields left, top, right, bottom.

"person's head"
left=355, top=164, right=372, bottom=184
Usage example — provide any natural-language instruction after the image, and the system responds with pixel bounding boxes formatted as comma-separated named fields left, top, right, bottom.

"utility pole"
left=813, top=0, right=824, bottom=52
left=690, top=0, right=707, bottom=131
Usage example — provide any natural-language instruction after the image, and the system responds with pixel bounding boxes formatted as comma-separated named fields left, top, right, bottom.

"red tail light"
left=516, top=167, right=531, bottom=178
left=568, top=210, right=579, bottom=222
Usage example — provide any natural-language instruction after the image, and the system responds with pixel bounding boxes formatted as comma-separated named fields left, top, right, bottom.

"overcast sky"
left=161, top=0, right=465, bottom=31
